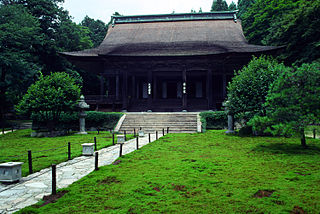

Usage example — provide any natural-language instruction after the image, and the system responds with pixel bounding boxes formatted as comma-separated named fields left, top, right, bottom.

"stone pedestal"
left=226, top=114, right=235, bottom=134
left=82, top=143, right=94, bottom=156
left=138, top=130, right=145, bottom=137
left=78, top=111, right=87, bottom=135
left=0, top=162, right=23, bottom=183
left=117, top=135, right=125, bottom=143
left=77, top=95, right=90, bottom=135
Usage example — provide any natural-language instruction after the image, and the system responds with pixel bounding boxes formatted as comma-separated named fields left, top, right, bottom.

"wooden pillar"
left=153, top=74, right=157, bottom=100
left=182, top=68, right=187, bottom=111
left=122, top=71, right=128, bottom=111
left=132, top=75, right=136, bottom=99
left=206, top=70, right=213, bottom=110
left=147, top=70, right=152, bottom=111
left=99, top=74, right=104, bottom=100
left=222, top=74, right=227, bottom=98
left=116, top=72, right=120, bottom=100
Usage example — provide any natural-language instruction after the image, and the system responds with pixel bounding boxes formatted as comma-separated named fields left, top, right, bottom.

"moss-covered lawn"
left=0, top=129, right=132, bottom=177
left=17, top=130, right=320, bottom=213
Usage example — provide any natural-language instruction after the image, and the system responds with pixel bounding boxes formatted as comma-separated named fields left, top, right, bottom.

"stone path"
left=0, top=130, right=16, bottom=135
left=0, top=133, right=163, bottom=214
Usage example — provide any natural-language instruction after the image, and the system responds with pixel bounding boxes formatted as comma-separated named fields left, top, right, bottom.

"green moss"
left=17, top=130, right=320, bottom=213
left=0, top=129, right=133, bottom=177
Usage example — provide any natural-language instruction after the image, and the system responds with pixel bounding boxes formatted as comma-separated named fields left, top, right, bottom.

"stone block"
left=0, top=162, right=23, bottom=183
left=138, top=130, right=145, bottom=137
left=117, top=135, right=125, bottom=143
left=81, top=143, right=94, bottom=156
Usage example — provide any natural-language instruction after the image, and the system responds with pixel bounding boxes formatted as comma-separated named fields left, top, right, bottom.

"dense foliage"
left=0, top=0, right=108, bottom=123
left=32, top=111, right=123, bottom=131
left=17, top=72, right=81, bottom=130
left=0, top=4, right=41, bottom=126
left=237, top=0, right=255, bottom=18
left=249, top=61, right=320, bottom=147
left=200, top=111, right=227, bottom=131
left=211, top=0, right=228, bottom=11
left=226, top=56, right=288, bottom=123
left=242, top=0, right=320, bottom=65
left=81, top=16, right=108, bottom=48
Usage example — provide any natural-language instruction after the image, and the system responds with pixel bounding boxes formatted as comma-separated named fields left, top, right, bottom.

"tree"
left=226, top=56, right=288, bottom=123
left=17, top=72, right=81, bottom=132
left=262, top=62, right=320, bottom=147
left=237, top=0, right=255, bottom=18
left=228, top=1, right=237, bottom=11
left=81, top=16, right=108, bottom=48
left=211, top=0, right=228, bottom=11
left=0, top=4, right=41, bottom=127
left=2, top=0, right=94, bottom=74
left=242, top=0, right=320, bottom=65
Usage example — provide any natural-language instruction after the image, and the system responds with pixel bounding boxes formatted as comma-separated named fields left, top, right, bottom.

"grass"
left=17, top=130, right=320, bottom=214
left=0, top=129, right=133, bottom=177
left=305, top=125, right=320, bottom=138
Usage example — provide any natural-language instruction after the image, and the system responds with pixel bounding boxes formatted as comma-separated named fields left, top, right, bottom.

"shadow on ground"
left=252, top=142, right=320, bottom=155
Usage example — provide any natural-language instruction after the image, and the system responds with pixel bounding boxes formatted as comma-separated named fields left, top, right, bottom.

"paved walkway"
left=0, top=133, right=163, bottom=214
left=0, top=130, right=16, bottom=135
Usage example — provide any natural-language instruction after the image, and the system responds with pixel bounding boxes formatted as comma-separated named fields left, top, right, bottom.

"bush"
left=32, top=111, right=123, bottom=131
left=200, top=111, right=227, bottom=131
left=226, top=56, right=288, bottom=123
left=17, top=72, right=81, bottom=131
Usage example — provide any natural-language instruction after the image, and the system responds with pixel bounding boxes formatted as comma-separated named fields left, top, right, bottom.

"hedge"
left=200, top=111, right=227, bottom=131
left=32, top=111, right=123, bottom=131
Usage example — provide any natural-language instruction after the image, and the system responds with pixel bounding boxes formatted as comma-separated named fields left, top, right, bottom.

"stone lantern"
left=78, top=95, right=90, bottom=134
left=223, top=101, right=235, bottom=134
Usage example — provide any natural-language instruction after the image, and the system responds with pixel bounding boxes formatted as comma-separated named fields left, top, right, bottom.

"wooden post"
left=124, top=130, right=126, bottom=141
left=222, top=74, right=227, bottom=98
left=112, top=133, right=115, bottom=145
left=94, top=137, right=97, bottom=151
left=119, top=143, right=123, bottom=157
left=162, top=128, right=165, bottom=136
left=68, top=142, right=71, bottom=160
left=100, top=74, right=104, bottom=101
left=134, top=128, right=136, bottom=137
left=28, top=150, right=33, bottom=174
left=116, top=72, right=120, bottom=100
left=52, top=164, right=56, bottom=195
left=136, top=137, right=139, bottom=150
left=95, top=152, right=99, bottom=171
left=313, top=129, right=316, bottom=139
left=167, top=127, right=169, bottom=134
left=156, top=131, right=158, bottom=140
left=206, top=70, right=213, bottom=110
left=122, top=71, right=128, bottom=111
left=149, top=133, right=151, bottom=143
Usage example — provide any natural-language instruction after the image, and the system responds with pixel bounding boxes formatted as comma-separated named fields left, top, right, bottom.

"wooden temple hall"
left=61, top=11, right=280, bottom=112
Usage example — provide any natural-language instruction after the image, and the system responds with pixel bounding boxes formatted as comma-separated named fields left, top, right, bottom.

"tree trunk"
left=301, top=129, right=307, bottom=148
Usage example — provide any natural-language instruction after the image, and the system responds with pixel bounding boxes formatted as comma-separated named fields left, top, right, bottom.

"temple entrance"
left=167, top=82, right=177, bottom=99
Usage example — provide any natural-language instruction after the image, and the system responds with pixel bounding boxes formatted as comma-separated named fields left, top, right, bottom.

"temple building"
left=61, top=11, right=281, bottom=112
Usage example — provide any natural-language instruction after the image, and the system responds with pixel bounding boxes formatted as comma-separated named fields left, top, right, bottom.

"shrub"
left=200, top=111, right=227, bottom=131
left=17, top=72, right=81, bottom=131
left=32, top=111, right=123, bottom=131
left=226, top=56, right=289, bottom=123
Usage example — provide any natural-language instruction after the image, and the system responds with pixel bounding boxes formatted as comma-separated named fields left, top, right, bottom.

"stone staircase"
left=118, top=113, right=200, bottom=133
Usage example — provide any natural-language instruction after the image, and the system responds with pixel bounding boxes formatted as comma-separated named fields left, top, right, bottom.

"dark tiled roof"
left=61, top=12, right=280, bottom=58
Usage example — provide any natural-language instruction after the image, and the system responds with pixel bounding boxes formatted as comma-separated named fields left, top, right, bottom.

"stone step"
left=119, top=112, right=200, bottom=133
